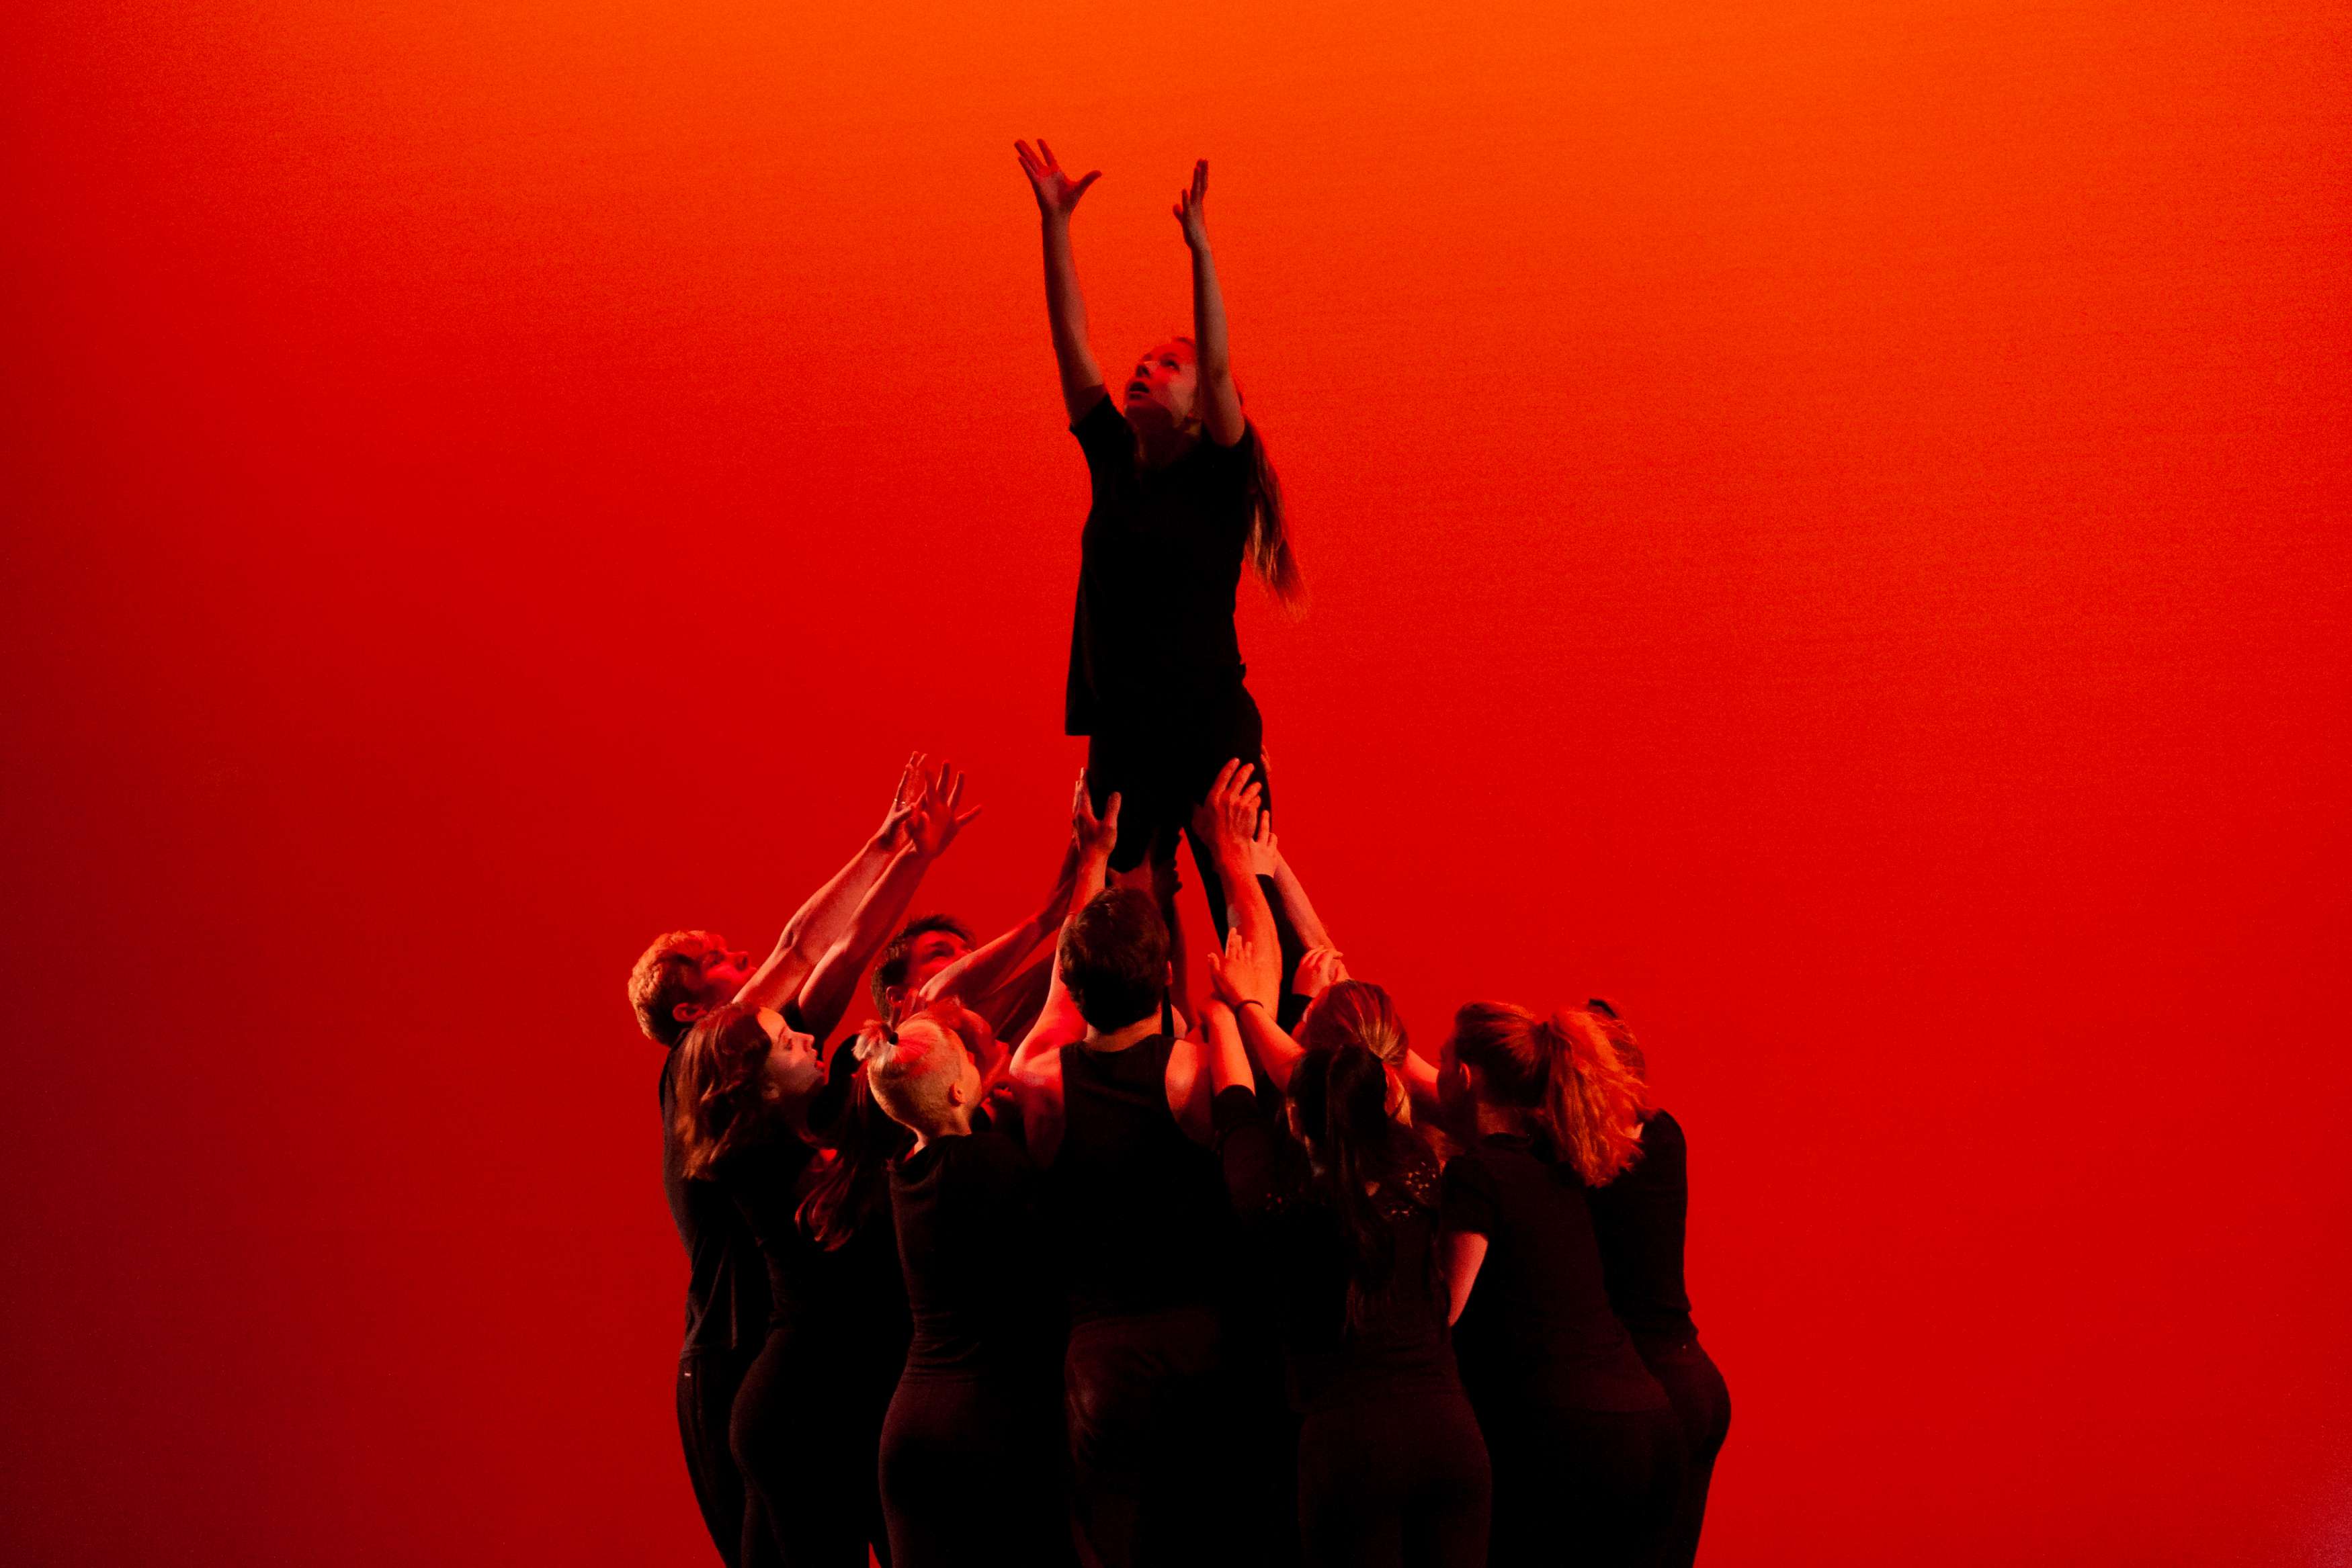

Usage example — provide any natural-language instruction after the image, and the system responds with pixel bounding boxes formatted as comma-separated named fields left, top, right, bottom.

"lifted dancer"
left=1015, top=137, right=1306, bottom=992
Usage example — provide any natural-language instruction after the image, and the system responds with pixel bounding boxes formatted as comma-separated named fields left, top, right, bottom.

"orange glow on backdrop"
left=3, top=2, right=2347, bottom=1563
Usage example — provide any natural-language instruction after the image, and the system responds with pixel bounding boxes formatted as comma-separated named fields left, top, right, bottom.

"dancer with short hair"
left=1438, top=1004, right=1685, bottom=1568
left=867, top=1004, right=1079, bottom=1568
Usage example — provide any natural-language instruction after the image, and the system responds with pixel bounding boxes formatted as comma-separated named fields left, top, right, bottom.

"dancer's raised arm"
left=1173, top=158, right=1245, bottom=446
left=795, top=761, right=980, bottom=1041
left=1009, top=776, right=1121, bottom=1163
left=1016, top=138, right=1107, bottom=421
left=732, top=754, right=921, bottom=1016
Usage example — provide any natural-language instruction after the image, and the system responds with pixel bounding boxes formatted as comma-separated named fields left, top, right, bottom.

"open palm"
left=1015, top=138, right=1099, bottom=217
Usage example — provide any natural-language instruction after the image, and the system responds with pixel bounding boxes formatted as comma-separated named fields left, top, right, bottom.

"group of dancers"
left=625, top=142, right=1730, bottom=1568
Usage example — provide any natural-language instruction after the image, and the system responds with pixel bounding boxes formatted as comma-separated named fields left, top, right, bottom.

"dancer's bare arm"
left=1010, top=778, right=1120, bottom=1163
left=1174, top=159, right=1245, bottom=446
left=1017, top=138, right=1107, bottom=421
left=733, top=755, right=921, bottom=1014
left=913, top=838, right=1080, bottom=1020
left=1169, top=760, right=1270, bottom=1137
left=794, top=761, right=981, bottom=1041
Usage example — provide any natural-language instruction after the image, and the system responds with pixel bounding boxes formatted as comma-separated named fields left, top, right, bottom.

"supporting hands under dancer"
left=1007, top=774, right=1122, bottom=1162
left=1190, top=760, right=1278, bottom=1004
left=794, top=759, right=982, bottom=1042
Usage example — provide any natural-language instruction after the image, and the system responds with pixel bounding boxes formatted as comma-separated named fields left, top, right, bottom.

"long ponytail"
left=1292, top=1041, right=1443, bottom=1325
left=1452, top=1000, right=1648, bottom=1186
left=1532, top=1009, right=1648, bottom=1186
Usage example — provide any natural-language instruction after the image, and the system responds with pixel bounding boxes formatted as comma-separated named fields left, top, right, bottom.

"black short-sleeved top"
left=659, top=1050, right=770, bottom=1354
left=1585, top=1109, right=1700, bottom=1348
left=1214, top=1086, right=1461, bottom=1411
left=1064, top=390, right=1260, bottom=736
left=1044, top=1033, right=1232, bottom=1322
left=1440, top=1134, right=1669, bottom=1415
left=890, top=1123, right=1062, bottom=1379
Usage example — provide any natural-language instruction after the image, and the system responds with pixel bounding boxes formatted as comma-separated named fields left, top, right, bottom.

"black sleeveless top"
left=1585, top=1108, right=1700, bottom=1349
left=1044, top=1033, right=1231, bottom=1321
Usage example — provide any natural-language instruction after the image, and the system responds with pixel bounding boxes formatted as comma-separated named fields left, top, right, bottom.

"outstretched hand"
left=1294, top=945, right=1349, bottom=1002
left=1172, top=159, right=1210, bottom=249
left=1073, top=772, right=1122, bottom=862
left=875, top=750, right=925, bottom=846
left=1245, top=810, right=1281, bottom=879
left=1190, top=758, right=1263, bottom=863
left=1016, top=139, right=1100, bottom=219
left=1206, top=943, right=1250, bottom=1009
left=906, top=759, right=982, bottom=859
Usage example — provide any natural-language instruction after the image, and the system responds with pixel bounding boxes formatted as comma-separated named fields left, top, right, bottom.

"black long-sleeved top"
left=1585, top=1109, right=1701, bottom=1348
left=1064, top=391, right=1260, bottom=736
left=1214, top=1086, right=1460, bottom=1410
left=1440, top=1134, right=1669, bottom=1415
left=889, top=1123, right=1062, bottom=1379
left=660, top=1051, right=769, bottom=1354
left=720, top=1134, right=909, bottom=1353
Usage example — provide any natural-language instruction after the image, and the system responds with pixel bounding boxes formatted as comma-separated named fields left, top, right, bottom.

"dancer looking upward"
left=1014, top=138, right=1306, bottom=990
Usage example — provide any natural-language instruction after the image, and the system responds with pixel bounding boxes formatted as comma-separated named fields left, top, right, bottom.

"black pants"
left=1086, top=695, right=1306, bottom=1023
left=1063, top=1306, right=1226, bottom=1568
left=678, top=1345, right=761, bottom=1567
left=730, top=1329, right=895, bottom=1568
left=1638, top=1339, right=1730, bottom=1568
left=1482, top=1403, right=1684, bottom=1568
left=1296, top=1383, right=1490, bottom=1568
left=880, top=1370, right=1077, bottom=1568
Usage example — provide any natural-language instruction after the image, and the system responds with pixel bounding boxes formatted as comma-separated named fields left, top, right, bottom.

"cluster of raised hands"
left=1015, top=138, right=1216, bottom=253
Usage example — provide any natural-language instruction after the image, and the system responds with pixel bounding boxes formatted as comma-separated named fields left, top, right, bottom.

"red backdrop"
left=4, top=2, right=2347, bottom=1563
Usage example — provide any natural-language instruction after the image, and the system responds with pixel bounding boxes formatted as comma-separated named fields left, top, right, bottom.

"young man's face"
left=886, top=930, right=972, bottom=1024
left=679, top=937, right=755, bottom=1023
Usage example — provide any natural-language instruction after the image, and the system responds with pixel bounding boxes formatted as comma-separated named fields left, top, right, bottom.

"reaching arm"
left=1174, top=159, right=1245, bottom=446
left=1017, top=139, right=1106, bottom=422
left=1191, top=760, right=1279, bottom=1000
left=913, top=838, right=1079, bottom=1018
left=793, top=760, right=981, bottom=1041
left=732, top=755, right=920, bottom=1014
left=1009, top=777, right=1120, bottom=1163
